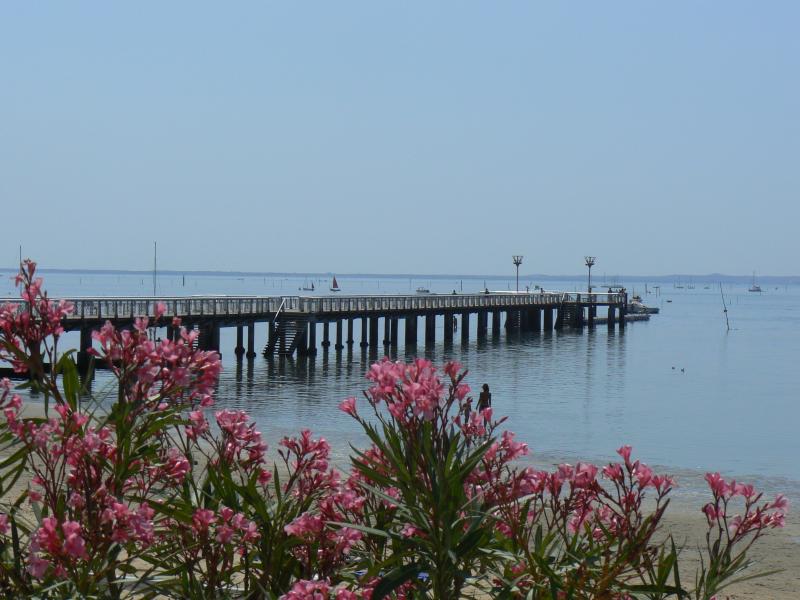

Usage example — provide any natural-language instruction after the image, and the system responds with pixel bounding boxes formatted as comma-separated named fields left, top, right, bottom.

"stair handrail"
left=272, top=297, right=288, bottom=325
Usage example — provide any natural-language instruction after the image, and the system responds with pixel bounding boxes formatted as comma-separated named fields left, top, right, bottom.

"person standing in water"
left=477, top=384, right=492, bottom=412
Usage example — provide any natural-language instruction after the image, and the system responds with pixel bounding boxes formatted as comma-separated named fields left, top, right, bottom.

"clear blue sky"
left=1, top=2, right=798, bottom=275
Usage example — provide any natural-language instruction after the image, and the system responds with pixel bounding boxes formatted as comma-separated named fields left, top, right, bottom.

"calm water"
left=3, top=271, right=799, bottom=499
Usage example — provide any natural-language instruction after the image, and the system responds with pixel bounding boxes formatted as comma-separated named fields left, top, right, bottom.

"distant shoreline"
left=1, top=267, right=798, bottom=285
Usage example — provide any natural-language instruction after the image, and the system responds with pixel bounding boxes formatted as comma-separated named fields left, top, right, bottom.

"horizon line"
left=0, top=266, right=798, bottom=282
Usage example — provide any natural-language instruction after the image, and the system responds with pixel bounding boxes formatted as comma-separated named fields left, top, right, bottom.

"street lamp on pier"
left=512, top=255, right=523, bottom=292
left=584, top=256, right=596, bottom=293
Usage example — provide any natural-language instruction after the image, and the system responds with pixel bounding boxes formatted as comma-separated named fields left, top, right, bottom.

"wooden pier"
left=7, top=291, right=633, bottom=366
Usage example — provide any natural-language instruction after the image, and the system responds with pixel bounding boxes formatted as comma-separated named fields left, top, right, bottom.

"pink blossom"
left=192, top=508, right=216, bottom=532
left=62, top=521, right=88, bottom=559
left=339, top=397, right=358, bottom=417
left=27, top=554, right=49, bottom=579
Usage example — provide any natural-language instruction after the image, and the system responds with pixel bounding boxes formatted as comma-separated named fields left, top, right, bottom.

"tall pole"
left=512, top=255, right=523, bottom=292
left=584, top=256, right=596, bottom=293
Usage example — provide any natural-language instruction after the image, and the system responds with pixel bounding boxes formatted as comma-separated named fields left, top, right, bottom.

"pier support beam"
left=247, top=324, right=256, bottom=358
left=529, top=308, right=541, bottom=332
left=520, top=309, right=529, bottom=332
left=607, top=306, right=616, bottom=329
left=335, top=319, right=344, bottom=350
left=268, top=322, right=277, bottom=354
left=405, top=315, right=417, bottom=345
left=235, top=326, right=245, bottom=358
left=390, top=318, right=399, bottom=347
left=360, top=318, right=368, bottom=347
left=322, top=322, right=331, bottom=348
left=199, top=324, right=221, bottom=354
left=78, top=327, right=93, bottom=371
left=543, top=308, right=554, bottom=332
left=619, top=299, right=626, bottom=330
left=477, top=311, right=488, bottom=339
left=384, top=317, right=391, bottom=346
left=347, top=319, right=354, bottom=346
left=443, top=313, right=454, bottom=343
left=369, top=317, right=379, bottom=348
left=492, top=310, right=501, bottom=336
left=297, top=322, right=309, bottom=355
left=425, top=314, right=436, bottom=345
left=461, top=311, right=469, bottom=344
left=307, top=321, right=317, bottom=355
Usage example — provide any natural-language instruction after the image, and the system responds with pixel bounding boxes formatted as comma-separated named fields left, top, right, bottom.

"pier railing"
left=2, top=292, right=624, bottom=322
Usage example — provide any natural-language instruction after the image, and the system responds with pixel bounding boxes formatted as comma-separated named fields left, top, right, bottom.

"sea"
left=3, top=270, right=799, bottom=504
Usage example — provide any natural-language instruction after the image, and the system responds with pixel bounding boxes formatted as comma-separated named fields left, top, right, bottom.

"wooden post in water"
left=425, top=314, right=436, bottom=345
left=369, top=317, right=379, bottom=348
left=390, top=318, right=399, bottom=347
left=360, top=318, right=368, bottom=347
left=247, top=323, right=256, bottom=358
left=607, top=306, right=616, bottom=329
left=335, top=319, right=344, bottom=350
left=322, top=322, right=330, bottom=348
left=307, top=321, right=317, bottom=355
left=461, top=311, right=469, bottom=343
left=383, top=317, right=390, bottom=345
left=235, top=326, right=245, bottom=358
left=405, top=315, right=417, bottom=345
left=530, top=308, right=541, bottom=332
left=477, top=311, right=488, bottom=338
left=492, top=310, right=501, bottom=336
left=346, top=319, right=354, bottom=346
left=444, top=313, right=454, bottom=343
left=77, top=327, right=93, bottom=372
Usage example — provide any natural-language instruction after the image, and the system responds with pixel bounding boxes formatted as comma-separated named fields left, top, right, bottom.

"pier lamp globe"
left=512, top=255, right=524, bottom=292
left=584, top=256, right=596, bottom=293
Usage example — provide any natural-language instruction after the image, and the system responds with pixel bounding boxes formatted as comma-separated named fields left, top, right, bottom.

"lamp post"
left=584, top=256, right=596, bottom=293
left=512, top=255, right=523, bottom=292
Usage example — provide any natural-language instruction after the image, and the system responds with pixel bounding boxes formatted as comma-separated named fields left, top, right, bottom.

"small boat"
left=415, top=287, right=431, bottom=295
left=330, top=276, right=341, bottom=292
left=628, top=294, right=660, bottom=314
left=748, top=272, right=761, bottom=293
left=300, top=280, right=315, bottom=291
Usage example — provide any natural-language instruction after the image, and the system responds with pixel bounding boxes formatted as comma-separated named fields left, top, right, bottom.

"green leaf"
left=372, top=562, right=421, bottom=600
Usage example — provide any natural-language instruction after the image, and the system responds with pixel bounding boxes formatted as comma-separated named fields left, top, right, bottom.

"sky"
left=1, top=2, right=798, bottom=276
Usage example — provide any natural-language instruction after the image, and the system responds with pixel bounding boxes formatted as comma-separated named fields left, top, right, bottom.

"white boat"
left=628, top=295, right=660, bottom=314
left=748, top=272, right=762, bottom=293
left=330, top=276, right=341, bottom=292
left=415, top=287, right=431, bottom=294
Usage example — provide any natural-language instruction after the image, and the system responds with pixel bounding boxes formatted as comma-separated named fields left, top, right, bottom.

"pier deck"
left=4, top=291, right=631, bottom=363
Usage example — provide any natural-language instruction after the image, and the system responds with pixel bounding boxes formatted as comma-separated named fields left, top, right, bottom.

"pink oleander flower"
left=339, top=397, right=357, bottom=417
left=192, top=508, right=216, bottom=532
left=281, top=579, right=331, bottom=600
left=27, top=554, right=49, bottom=579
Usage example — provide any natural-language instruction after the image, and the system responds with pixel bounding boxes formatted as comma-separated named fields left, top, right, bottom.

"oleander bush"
left=0, top=262, right=787, bottom=599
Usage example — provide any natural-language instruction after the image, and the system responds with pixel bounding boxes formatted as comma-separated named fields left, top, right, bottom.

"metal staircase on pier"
left=263, top=316, right=310, bottom=357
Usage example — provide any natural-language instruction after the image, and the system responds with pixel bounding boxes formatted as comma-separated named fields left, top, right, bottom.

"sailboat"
left=748, top=272, right=762, bottom=293
left=300, top=279, right=315, bottom=291
left=330, top=276, right=341, bottom=292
